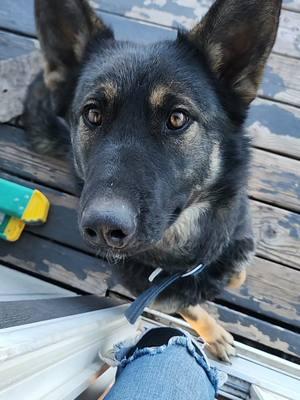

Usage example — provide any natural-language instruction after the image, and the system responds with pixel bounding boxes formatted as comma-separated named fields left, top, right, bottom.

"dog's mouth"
left=95, top=242, right=151, bottom=263
left=95, top=207, right=183, bottom=261
left=80, top=201, right=185, bottom=264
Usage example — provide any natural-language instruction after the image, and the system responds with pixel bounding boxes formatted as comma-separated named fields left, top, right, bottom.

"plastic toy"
left=0, top=213, right=25, bottom=242
left=0, top=178, right=50, bottom=241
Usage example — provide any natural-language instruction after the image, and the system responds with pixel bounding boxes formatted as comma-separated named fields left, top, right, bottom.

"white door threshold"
left=0, top=304, right=137, bottom=400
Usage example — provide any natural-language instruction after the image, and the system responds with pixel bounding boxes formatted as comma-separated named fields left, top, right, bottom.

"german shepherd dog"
left=24, top=0, right=281, bottom=361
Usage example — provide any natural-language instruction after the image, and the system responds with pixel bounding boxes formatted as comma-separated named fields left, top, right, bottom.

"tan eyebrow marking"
left=149, top=85, right=170, bottom=108
left=149, top=85, right=201, bottom=118
left=99, top=81, right=118, bottom=103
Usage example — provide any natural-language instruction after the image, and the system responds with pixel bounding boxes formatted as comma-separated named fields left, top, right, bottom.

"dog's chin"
left=94, top=242, right=152, bottom=263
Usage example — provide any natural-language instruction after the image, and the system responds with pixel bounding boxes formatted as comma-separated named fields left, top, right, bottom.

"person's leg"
left=104, top=327, right=224, bottom=400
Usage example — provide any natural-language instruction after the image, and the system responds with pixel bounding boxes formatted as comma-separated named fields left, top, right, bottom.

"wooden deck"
left=0, top=0, right=299, bottom=362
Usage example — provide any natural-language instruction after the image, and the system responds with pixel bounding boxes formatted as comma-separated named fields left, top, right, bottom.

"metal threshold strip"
left=0, top=297, right=137, bottom=400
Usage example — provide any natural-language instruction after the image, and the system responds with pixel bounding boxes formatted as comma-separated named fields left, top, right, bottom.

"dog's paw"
left=180, top=305, right=236, bottom=363
left=205, top=325, right=236, bottom=363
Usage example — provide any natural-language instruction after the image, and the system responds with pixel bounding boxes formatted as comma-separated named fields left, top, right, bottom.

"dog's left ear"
left=35, top=0, right=114, bottom=112
left=187, top=0, right=282, bottom=104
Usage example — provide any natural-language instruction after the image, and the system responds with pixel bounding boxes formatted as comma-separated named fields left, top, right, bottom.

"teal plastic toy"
left=0, top=178, right=50, bottom=241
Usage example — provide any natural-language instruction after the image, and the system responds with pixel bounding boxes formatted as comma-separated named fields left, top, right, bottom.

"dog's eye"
left=83, top=106, right=102, bottom=128
left=167, top=110, right=189, bottom=130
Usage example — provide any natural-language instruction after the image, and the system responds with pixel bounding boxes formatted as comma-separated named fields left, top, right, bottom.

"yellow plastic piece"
left=22, top=190, right=50, bottom=224
left=4, top=217, right=25, bottom=241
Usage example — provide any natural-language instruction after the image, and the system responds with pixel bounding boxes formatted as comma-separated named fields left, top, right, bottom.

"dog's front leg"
left=180, top=305, right=236, bottom=363
left=227, top=269, right=247, bottom=289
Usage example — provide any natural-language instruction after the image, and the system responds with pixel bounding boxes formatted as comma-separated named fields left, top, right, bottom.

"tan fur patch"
left=180, top=305, right=235, bottom=361
left=181, top=305, right=221, bottom=341
left=74, top=31, right=89, bottom=61
left=99, top=81, right=118, bottom=103
left=180, top=305, right=235, bottom=362
left=227, top=269, right=247, bottom=289
left=161, top=201, right=209, bottom=248
left=149, top=85, right=170, bottom=108
left=43, top=63, right=66, bottom=90
left=206, top=42, right=224, bottom=74
left=203, top=142, right=221, bottom=187
left=182, top=123, right=202, bottom=146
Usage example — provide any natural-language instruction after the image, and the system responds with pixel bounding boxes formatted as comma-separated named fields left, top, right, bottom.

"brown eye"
left=167, top=110, right=189, bottom=130
left=83, top=106, right=102, bottom=127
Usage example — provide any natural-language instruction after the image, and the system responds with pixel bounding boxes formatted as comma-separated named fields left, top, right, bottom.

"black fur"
left=24, top=0, right=281, bottom=315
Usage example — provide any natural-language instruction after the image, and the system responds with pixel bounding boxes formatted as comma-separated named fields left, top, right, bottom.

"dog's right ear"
left=185, top=0, right=281, bottom=105
left=35, top=0, right=113, bottom=99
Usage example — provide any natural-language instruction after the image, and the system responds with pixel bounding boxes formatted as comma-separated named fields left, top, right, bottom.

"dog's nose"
left=81, top=200, right=137, bottom=249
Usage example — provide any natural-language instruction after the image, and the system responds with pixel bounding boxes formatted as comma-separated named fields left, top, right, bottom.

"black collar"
left=125, top=263, right=206, bottom=324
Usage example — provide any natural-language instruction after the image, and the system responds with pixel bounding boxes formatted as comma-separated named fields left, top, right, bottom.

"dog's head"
left=36, top=0, right=281, bottom=260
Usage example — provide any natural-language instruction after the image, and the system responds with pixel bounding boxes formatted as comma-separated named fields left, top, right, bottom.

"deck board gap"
left=272, top=49, right=300, bottom=61
left=252, top=144, right=300, bottom=162
left=0, top=26, right=36, bottom=39
left=257, top=94, right=300, bottom=111
left=249, top=195, right=300, bottom=216
left=254, top=254, right=300, bottom=273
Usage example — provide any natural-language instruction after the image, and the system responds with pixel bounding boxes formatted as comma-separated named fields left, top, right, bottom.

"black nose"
left=81, top=200, right=137, bottom=249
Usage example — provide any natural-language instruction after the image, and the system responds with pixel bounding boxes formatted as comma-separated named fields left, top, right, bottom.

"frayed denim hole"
left=114, top=335, right=220, bottom=393
left=168, top=336, right=219, bottom=393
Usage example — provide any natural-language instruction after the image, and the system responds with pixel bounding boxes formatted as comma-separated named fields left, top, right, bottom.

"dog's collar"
left=125, top=263, right=206, bottom=324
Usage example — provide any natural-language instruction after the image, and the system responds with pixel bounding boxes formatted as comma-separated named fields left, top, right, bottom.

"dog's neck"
left=132, top=193, right=242, bottom=272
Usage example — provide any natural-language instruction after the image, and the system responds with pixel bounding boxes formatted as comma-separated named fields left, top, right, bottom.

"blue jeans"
left=104, top=329, right=225, bottom=399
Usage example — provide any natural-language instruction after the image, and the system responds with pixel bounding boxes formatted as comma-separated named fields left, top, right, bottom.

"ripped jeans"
left=103, top=328, right=226, bottom=400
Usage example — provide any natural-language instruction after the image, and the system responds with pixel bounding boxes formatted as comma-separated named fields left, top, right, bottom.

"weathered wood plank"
left=282, top=0, right=300, bottom=12
left=276, top=9, right=300, bottom=58
left=223, top=257, right=300, bottom=328
left=1, top=125, right=299, bottom=213
left=0, top=1, right=175, bottom=40
left=92, top=1, right=300, bottom=59
left=247, top=98, right=300, bottom=159
left=251, top=149, right=300, bottom=212
left=202, top=302, right=299, bottom=358
left=0, top=31, right=41, bottom=122
left=252, top=201, right=300, bottom=270
left=0, top=125, right=78, bottom=194
left=1, top=171, right=299, bottom=329
left=0, top=0, right=35, bottom=36
left=2, top=0, right=300, bottom=64
left=259, top=53, right=300, bottom=108
left=0, top=233, right=110, bottom=296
